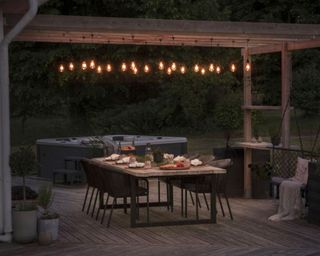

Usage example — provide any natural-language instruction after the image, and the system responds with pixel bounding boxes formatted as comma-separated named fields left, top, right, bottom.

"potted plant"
left=10, top=146, right=38, bottom=243
left=249, top=162, right=272, bottom=199
left=269, top=126, right=281, bottom=146
left=37, top=185, right=59, bottom=245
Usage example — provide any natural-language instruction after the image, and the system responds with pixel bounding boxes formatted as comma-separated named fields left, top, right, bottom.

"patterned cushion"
left=292, top=157, right=309, bottom=185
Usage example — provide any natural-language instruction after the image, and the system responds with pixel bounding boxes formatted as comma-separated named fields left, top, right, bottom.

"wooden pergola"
left=1, top=0, right=320, bottom=241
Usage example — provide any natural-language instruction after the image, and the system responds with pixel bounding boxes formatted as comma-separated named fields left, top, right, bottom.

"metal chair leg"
left=217, top=192, right=225, bottom=217
left=189, top=191, right=195, bottom=205
left=124, top=197, right=127, bottom=214
left=100, top=195, right=109, bottom=224
left=224, top=192, right=233, bottom=220
left=136, top=196, right=140, bottom=220
left=198, top=195, right=202, bottom=208
left=82, top=186, right=89, bottom=212
left=203, top=193, right=209, bottom=211
left=195, top=180, right=199, bottom=220
left=184, top=188, right=188, bottom=218
left=181, top=188, right=184, bottom=216
left=87, top=188, right=95, bottom=215
left=158, top=179, right=161, bottom=203
left=107, top=198, right=116, bottom=227
left=91, top=189, right=99, bottom=217
left=269, top=183, right=274, bottom=197
left=96, top=194, right=108, bottom=221
left=147, top=193, right=150, bottom=223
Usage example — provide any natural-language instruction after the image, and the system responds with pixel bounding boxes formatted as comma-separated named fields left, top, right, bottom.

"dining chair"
left=176, top=158, right=233, bottom=220
left=97, top=165, right=150, bottom=227
left=80, top=159, right=102, bottom=215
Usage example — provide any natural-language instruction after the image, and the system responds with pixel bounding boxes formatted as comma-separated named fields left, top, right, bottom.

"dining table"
left=92, top=157, right=226, bottom=227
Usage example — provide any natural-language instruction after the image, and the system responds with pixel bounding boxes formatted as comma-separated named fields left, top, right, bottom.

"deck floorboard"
left=2, top=177, right=320, bottom=255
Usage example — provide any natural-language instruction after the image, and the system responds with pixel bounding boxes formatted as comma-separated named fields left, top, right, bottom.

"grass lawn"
left=10, top=111, right=320, bottom=155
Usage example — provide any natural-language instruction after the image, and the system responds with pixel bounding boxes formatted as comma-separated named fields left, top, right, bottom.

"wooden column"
left=0, top=10, right=13, bottom=241
left=281, top=43, right=292, bottom=148
left=243, top=48, right=252, bottom=198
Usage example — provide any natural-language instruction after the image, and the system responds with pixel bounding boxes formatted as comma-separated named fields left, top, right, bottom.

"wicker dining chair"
left=177, top=158, right=233, bottom=220
left=97, top=165, right=150, bottom=227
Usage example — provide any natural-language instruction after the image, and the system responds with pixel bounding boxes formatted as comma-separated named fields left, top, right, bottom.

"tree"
left=214, top=92, right=242, bottom=148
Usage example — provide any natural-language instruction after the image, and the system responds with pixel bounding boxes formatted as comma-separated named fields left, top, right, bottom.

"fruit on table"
left=175, top=162, right=185, bottom=168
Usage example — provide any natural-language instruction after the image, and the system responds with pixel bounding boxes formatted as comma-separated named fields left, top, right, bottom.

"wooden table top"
left=92, top=158, right=226, bottom=178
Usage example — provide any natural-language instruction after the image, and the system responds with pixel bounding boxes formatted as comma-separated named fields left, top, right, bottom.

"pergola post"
left=281, top=43, right=291, bottom=148
left=243, top=48, right=252, bottom=198
left=0, top=10, right=12, bottom=242
left=0, top=0, right=40, bottom=242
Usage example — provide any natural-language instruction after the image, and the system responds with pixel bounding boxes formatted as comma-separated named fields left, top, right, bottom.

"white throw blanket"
left=268, top=180, right=304, bottom=221
left=268, top=157, right=309, bottom=221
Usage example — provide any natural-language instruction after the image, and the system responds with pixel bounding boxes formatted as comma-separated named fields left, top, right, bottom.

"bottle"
left=145, top=143, right=153, bottom=168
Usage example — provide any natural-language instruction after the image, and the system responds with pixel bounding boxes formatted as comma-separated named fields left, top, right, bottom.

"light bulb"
left=89, top=60, right=95, bottom=69
left=209, top=63, right=214, bottom=72
left=97, top=65, right=102, bottom=73
left=180, top=66, right=186, bottom=74
left=59, top=64, right=64, bottom=73
left=133, top=67, right=138, bottom=74
left=106, top=64, right=112, bottom=72
left=216, top=65, right=221, bottom=74
left=81, top=61, right=87, bottom=70
left=167, top=67, right=172, bottom=75
left=121, top=63, right=127, bottom=72
left=194, top=64, right=199, bottom=72
left=201, top=68, right=206, bottom=75
left=131, top=61, right=136, bottom=70
left=159, top=61, right=164, bottom=70
left=231, top=63, right=236, bottom=72
left=245, top=61, right=251, bottom=72
left=171, top=62, right=176, bottom=71
left=68, top=62, right=74, bottom=71
left=144, top=64, right=150, bottom=73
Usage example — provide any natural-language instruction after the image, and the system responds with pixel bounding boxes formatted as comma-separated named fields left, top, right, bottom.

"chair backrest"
left=271, top=148, right=317, bottom=178
left=80, top=159, right=104, bottom=189
left=208, top=158, right=232, bottom=192
left=80, top=158, right=95, bottom=186
left=96, top=164, right=131, bottom=197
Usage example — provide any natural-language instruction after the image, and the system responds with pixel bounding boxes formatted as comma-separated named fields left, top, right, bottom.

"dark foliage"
left=12, top=186, right=38, bottom=200
left=9, top=0, right=320, bottom=137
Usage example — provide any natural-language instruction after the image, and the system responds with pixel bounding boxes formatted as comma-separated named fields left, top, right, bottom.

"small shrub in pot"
left=10, top=146, right=38, bottom=243
left=37, top=185, right=59, bottom=245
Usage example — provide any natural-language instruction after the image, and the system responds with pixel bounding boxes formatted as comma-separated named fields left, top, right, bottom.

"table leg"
left=170, top=184, right=174, bottom=212
left=130, top=176, right=137, bottom=227
left=210, top=174, right=217, bottom=223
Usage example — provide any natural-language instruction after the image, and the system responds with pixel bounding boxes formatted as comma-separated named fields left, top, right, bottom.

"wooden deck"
left=2, top=177, right=320, bottom=256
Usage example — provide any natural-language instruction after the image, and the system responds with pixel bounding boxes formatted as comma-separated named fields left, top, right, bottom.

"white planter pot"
left=38, top=217, right=59, bottom=244
left=12, top=209, right=37, bottom=243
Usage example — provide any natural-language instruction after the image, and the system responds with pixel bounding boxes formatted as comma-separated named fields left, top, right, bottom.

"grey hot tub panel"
left=37, top=135, right=188, bottom=179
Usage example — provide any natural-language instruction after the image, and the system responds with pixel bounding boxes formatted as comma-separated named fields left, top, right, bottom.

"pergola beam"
left=246, top=38, right=320, bottom=55
left=4, top=14, right=320, bottom=47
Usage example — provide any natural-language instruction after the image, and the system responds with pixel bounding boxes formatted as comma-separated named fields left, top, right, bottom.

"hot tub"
left=36, top=135, right=187, bottom=179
